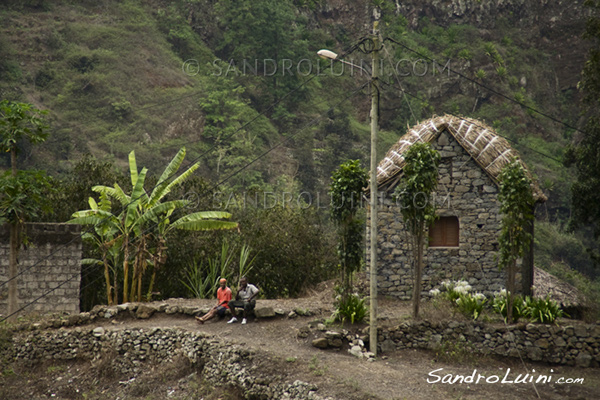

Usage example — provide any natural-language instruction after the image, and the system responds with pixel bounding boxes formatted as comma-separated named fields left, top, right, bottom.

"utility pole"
left=369, top=9, right=380, bottom=356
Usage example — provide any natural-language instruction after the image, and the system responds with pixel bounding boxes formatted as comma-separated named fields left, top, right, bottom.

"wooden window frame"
left=429, top=216, right=459, bottom=247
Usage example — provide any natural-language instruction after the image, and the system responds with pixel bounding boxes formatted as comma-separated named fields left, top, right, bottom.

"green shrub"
left=524, top=296, right=566, bottom=324
left=330, top=292, right=367, bottom=324
left=492, top=290, right=527, bottom=323
left=455, top=292, right=487, bottom=320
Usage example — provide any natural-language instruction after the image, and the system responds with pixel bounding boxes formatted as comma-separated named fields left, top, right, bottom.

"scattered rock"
left=297, top=326, right=310, bottom=339
left=288, top=311, right=298, bottom=319
left=255, top=307, right=276, bottom=319
left=165, top=305, right=180, bottom=315
left=312, top=338, right=329, bottom=349
left=136, top=305, right=155, bottom=319
left=92, top=327, right=105, bottom=337
left=575, top=352, right=592, bottom=368
left=348, top=345, right=363, bottom=358
left=317, top=323, right=327, bottom=332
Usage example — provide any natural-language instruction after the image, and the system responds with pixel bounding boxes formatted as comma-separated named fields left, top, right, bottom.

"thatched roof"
left=534, top=267, right=582, bottom=307
left=376, top=114, right=547, bottom=202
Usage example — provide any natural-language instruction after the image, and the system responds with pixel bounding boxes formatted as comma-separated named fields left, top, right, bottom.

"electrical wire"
left=0, top=79, right=369, bottom=322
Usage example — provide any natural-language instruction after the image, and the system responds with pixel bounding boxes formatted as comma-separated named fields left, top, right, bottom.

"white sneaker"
left=241, top=318, right=247, bottom=325
left=227, top=317, right=238, bottom=324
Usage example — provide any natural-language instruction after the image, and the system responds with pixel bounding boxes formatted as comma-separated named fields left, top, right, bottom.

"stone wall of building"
left=367, top=131, right=518, bottom=299
left=0, top=223, right=82, bottom=315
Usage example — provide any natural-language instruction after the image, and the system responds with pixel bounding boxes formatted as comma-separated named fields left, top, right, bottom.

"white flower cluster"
left=473, top=292, right=486, bottom=301
left=429, top=288, right=441, bottom=297
left=493, top=288, right=509, bottom=298
left=453, top=280, right=472, bottom=295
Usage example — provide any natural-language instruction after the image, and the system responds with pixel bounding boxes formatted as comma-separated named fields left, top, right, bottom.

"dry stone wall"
left=10, top=326, right=335, bottom=400
left=367, top=131, right=516, bottom=300
left=0, top=223, right=82, bottom=315
left=378, top=320, right=600, bottom=368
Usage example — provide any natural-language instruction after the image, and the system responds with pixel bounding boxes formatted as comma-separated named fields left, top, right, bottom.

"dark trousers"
left=228, top=300, right=255, bottom=317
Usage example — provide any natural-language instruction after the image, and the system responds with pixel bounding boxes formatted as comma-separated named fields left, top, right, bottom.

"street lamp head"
left=317, top=49, right=338, bottom=60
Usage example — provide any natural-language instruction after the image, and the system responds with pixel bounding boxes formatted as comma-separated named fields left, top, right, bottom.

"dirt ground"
left=1, top=283, right=599, bottom=400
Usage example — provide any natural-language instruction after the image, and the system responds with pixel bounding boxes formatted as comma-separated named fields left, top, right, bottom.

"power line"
left=378, top=78, right=564, bottom=165
left=384, top=37, right=585, bottom=137
left=0, top=52, right=338, bottom=293
left=0, top=75, right=368, bottom=321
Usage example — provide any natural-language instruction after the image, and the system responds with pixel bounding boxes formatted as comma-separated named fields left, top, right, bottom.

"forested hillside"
left=1, top=0, right=598, bottom=305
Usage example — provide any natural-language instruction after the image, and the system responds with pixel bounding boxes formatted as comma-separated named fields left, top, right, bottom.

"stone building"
left=367, top=114, right=546, bottom=299
left=0, top=223, right=82, bottom=315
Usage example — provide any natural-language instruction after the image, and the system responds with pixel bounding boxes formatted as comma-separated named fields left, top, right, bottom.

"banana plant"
left=70, top=147, right=238, bottom=304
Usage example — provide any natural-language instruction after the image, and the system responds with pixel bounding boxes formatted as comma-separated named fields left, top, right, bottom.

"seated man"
left=227, top=276, right=259, bottom=325
left=195, top=278, right=231, bottom=324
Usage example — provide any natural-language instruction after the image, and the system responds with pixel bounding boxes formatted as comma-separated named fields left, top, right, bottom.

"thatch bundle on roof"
left=376, top=114, right=547, bottom=202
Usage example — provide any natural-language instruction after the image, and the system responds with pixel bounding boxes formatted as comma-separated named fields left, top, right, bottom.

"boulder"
left=254, top=306, right=276, bottom=318
left=136, top=305, right=155, bottom=319
left=312, top=338, right=329, bottom=349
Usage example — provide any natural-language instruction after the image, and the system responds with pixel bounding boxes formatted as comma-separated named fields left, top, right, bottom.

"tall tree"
left=0, top=100, right=50, bottom=320
left=497, top=159, right=534, bottom=324
left=566, top=0, right=600, bottom=267
left=394, top=143, right=440, bottom=319
left=214, top=0, right=308, bottom=109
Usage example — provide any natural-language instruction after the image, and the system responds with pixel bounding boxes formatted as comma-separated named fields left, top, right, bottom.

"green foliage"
left=180, top=240, right=256, bottom=299
left=0, top=170, right=55, bottom=225
left=228, top=205, right=336, bottom=298
left=0, top=100, right=48, bottom=160
left=394, top=143, right=441, bottom=235
left=329, top=160, right=368, bottom=298
left=492, top=291, right=527, bottom=323
left=498, top=159, right=534, bottom=323
left=498, top=159, right=535, bottom=268
left=524, top=295, right=565, bottom=324
left=69, top=147, right=238, bottom=304
left=565, top=0, right=600, bottom=259
left=434, top=280, right=486, bottom=320
left=330, top=289, right=367, bottom=324
left=394, top=142, right=440, bottom=318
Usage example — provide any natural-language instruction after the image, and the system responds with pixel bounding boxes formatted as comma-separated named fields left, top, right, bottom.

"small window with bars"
left=429, top=216, right=459, bottom=247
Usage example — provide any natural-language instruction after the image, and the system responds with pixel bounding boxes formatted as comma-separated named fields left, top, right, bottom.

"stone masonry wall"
left=378, top=320, right=600, bottom=368
left=367, top=130, right=518, bottom=299
left=0, top=223, right=82, bottom=315
left=9, top=327, right=334, bottom=400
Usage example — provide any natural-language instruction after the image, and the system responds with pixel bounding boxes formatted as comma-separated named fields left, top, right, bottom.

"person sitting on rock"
left=227, top=276, right=259, bottom=325
left=195, top=278, right=232, bottom=324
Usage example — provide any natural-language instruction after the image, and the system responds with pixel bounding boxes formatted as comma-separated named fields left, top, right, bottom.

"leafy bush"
left=524, top=296, right=566, bottom=324
left=492, top=290, right=527, bottom=323
left=455, top=292, right=487, bottom=320
left=433, top=280, right=486, bottom=320
left=330, top=292, right=367, bottom=324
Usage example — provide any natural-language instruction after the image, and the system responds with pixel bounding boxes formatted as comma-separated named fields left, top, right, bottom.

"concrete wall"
left=0, top=223, right=82, bottom=315
left=367, top=130, right=520, bottom=299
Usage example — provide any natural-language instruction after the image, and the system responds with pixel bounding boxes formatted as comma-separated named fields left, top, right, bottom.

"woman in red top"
left=195, top=278, right=232, bottom=324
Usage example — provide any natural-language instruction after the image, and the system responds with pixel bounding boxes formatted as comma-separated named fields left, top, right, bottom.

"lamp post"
left=318, top=19, right=380, bottom=356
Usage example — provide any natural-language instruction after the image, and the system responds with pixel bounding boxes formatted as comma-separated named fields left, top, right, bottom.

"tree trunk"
left=7, top=222, right=20, bottom=321
left=507, top=259, right=516, bottom=324
left=122, top=240, right=130, bottom=303
left=412, top=231, right=424, bottom=319
left=102, top=252, right=113, bottom=306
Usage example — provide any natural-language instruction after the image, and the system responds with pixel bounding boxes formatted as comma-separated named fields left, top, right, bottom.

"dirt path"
left=82, top=296, right=599, bottom=400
